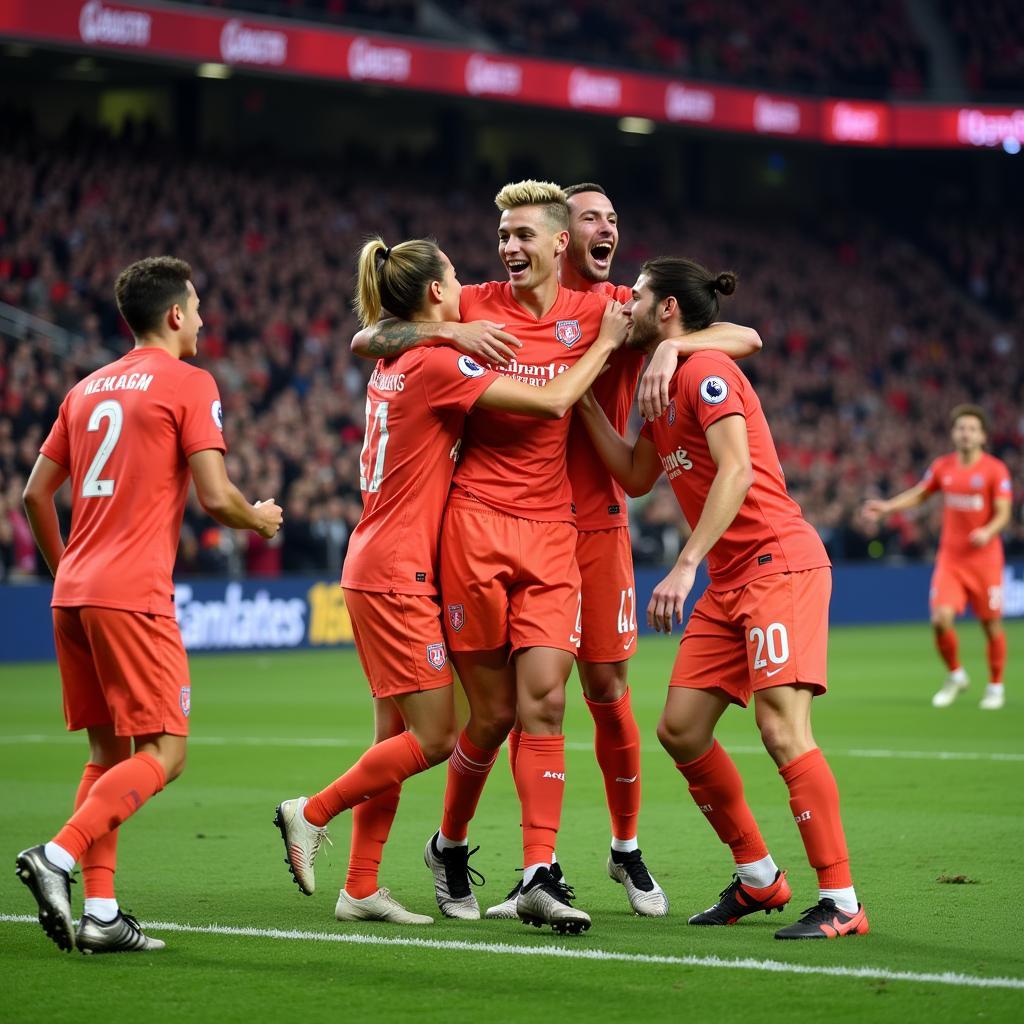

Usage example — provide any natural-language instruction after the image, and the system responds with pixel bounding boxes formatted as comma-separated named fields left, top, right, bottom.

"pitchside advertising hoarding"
left=1, top=564, right=1023, bottom=662
left=1, top=0, right=1022, bottom=150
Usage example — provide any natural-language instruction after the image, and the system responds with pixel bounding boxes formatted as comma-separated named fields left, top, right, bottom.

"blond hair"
left=354, top=236, right=444, bottom=328
left=494, top=179, right=569, bottom=230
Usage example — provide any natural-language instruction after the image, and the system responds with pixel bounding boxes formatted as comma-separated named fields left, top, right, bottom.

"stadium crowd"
left=1, top=125, right=1021, bottom=581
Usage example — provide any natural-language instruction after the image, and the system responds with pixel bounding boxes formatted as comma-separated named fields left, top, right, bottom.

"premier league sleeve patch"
left=699, top=376, right=729, bottom=405
left=458, top=355, right=487, bottom=378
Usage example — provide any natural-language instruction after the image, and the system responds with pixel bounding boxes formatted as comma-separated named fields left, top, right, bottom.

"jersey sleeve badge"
left=457, top=355, right=487, bottom=378
left=699, top=375, right=729, bottom=405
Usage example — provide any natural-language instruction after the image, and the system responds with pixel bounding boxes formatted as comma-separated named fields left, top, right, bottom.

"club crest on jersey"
left=426, top=643, right=448, bottom=671
left=699, top=375, right=729, bottom=405
left=179, top=686, right=191, bottom=717
left=447, top=603, right=465, bottom=632
left=971, top=474, right=984, bottom=489
left=555, top=319, right=582, bottom=348
left=667, top=400, right=676, bottom=425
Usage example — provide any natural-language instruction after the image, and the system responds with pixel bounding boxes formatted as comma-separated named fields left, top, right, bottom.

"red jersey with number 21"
left=40, top=347, right=226, bottom=616
left=640, top=351, right=829, bottom=591
left=342, top=346, right=496, bottom=596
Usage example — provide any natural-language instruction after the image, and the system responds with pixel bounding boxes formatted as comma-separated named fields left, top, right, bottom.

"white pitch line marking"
left=0, top=734, right=1022, bottom=762
left=1, top=913, right=1021, bottom=991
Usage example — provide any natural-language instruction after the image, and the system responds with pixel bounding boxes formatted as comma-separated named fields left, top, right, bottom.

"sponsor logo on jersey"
left=426, top=643, right=447, bottom=671
left=447, top=603, right=465, bottom=632
left=945, top=492, right=985, bottom=511
left=211, top=399, right=223, bottom=430
left=667, top=399, right=676, bottom=425
left=179, top=686, right=191, bottom=717
left=458, top=355, right=487, bottom=378
left=660, top=447, right=693, bottom=473
left=555, top=319, right=582, bottom=347
left=699, top=375, right=729, bottom=405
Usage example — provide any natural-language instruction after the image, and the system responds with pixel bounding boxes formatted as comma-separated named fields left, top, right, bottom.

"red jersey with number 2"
left=640, top=351, right=829, bottom=591
left=342, top=347, right=496, bottom=595
left=40, top=347, right=226, bottom=616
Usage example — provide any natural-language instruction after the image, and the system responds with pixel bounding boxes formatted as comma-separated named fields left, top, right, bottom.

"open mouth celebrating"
left=590, top=242, right=613, bottom=268
left=507, top=259, right=529, bottom=278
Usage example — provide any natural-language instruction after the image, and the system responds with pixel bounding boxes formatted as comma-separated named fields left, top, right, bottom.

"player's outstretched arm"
left=188, top=449, right=283, bottom=539
left=475, top=299, right=628, bottom=419
left=22, top=455, right=70, bottom=577
left=638, top=323, right=762, bottom=421
left=576, top=387, right=662, bottom=497
left=648, top=413, right=753, bottom=633
left=861, top=482, right=930, bottom=523
left=351, top=318, right=522, bottom=366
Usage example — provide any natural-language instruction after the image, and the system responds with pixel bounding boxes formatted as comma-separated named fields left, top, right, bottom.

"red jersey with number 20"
left=920, top=452, right=1012, bottom=565
left=342, top=347, right=496, bottom=596
left=640, top=351, right=829, bottom=591
left=453, top=282, right=608, bottom=522
left=40, top=347, right=226, bottom=616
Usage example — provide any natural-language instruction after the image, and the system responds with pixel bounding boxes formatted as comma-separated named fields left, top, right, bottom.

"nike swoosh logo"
left=615, top=775, right=638, bottom=784
left=622, top=636, right=636, bottom=650
left=569, top=634, right=581, bottom=645
left=765, top=667, right=786, bottom=677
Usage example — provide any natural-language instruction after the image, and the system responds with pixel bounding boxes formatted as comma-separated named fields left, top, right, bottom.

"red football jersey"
left=453, top=282, right=608, bottom=522
left=566, top=282, right=643, bottom=530
left=341, top=347, right=496, bottom=595
left=921, top=452, right=1012, bottom=564
left=640, top=351, right=829, bottom=591
left=40, top=347, right=226, bottom=616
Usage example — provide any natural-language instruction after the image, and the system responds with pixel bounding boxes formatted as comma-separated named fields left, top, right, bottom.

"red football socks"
left=935, top=627, right=961, bottom=672
left=304, top=731, right=429, bottom=828
left=345, top=784, right=401, bottom=900
left=440, top=730, right=499, bottom=842
left=73, top=762, right=117, bottom=899
left=507, top=726, right=522, bottom=776
left=987, top=632, right=1007, bottom=684
left=514, top=733, right=566, bottom=866
left=675, top=740, right=768, bottom=864
left=779, top=747, right=853, bottom=889
left=53, top=752, right=165, bottom=863
left=585, top=689, right=641, bottom=841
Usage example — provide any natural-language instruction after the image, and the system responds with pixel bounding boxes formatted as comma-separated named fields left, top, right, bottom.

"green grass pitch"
left=2, top=621, right=1023, bottom=1022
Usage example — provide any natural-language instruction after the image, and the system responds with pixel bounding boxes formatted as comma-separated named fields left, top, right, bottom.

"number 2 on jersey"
left=82, top=399, right=123, bottom=498
left=359, top=398, right=390, bottom=493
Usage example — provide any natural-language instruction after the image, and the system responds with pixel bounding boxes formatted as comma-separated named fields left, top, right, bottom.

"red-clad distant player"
left=488, top=182, right=758, bottom=919
left=16, top=257, right=283, bottom=954
left=579, top=256, right=869, bottom=941
left=354, top=181, right=629, bottom=934
left=276, top=236, right=625, bottom=925
left=863, top=406, right=1013, bottom=710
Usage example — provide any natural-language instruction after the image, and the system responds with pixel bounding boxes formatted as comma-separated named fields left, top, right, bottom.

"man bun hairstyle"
left=354, top=236, right=444, bottom=328
left=949, top=403, right=989, bottom=433
left=641, top=257, right=738, bottom=331
left=114, top=256, right=192, bottom=337
left=494, top=179, right=570, bottom=231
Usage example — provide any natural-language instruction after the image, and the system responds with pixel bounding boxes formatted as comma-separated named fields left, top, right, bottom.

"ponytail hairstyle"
left=640, top=257, right=736, bottom=332
left=354, top=236, right=445, bottom=328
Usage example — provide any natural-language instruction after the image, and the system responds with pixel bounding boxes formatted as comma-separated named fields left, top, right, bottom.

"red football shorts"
left=930, top=558, right=1004, bottom=620
left=576, top=526, right=638, bottom=663
left=670, top=568, right=831, bottom=708
left=54, top=606, right=191, bottom=736
left=439, top=495, right=581, bottom=655
left=343, top=589, right=453, bottom=699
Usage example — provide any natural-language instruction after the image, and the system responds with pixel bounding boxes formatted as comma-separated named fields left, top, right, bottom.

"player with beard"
left=577, top=257, right=868, bottom=941
left=486, top=183, right=762, bottom=920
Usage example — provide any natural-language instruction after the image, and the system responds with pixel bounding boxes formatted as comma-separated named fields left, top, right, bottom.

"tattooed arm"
left=351, top=318, right=522, bottom=364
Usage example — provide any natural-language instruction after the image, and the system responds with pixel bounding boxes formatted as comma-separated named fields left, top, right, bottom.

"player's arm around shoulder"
left=576, top=395, right=661, bottom=498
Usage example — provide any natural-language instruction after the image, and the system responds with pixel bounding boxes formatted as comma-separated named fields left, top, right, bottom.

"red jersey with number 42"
left=40, top=347, right=226, bottom=616
left=920, top=452, right=1012, bottom=565
left=453, top=281, right=608, bottom=522
left=567, top=282, right=644, bottom=531
left=640, top=351, right=829, bottom=591
left=342, top=347, right=496, bottom=595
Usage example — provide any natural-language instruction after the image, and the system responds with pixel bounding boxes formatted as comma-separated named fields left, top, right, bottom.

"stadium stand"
left=1, top=121, right=1020, bottom=580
